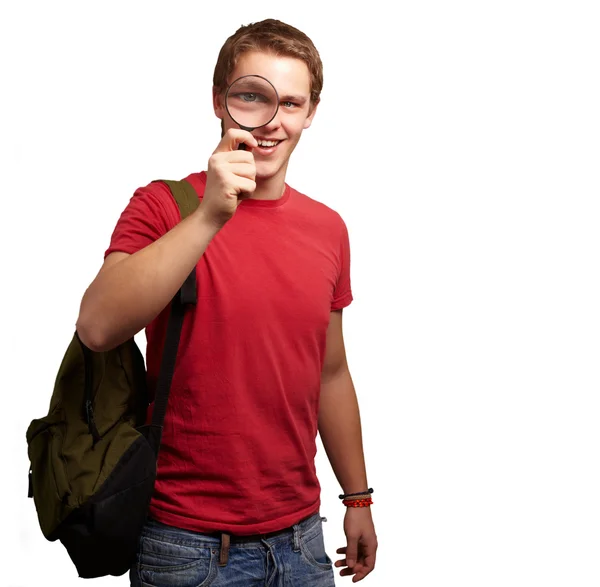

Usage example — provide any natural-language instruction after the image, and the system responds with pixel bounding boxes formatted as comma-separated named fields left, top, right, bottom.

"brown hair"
left=213, top=19, right=323, bottom=112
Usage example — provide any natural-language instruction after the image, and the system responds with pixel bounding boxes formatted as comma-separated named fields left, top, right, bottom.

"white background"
left=1, top=1, right=599, bottom=585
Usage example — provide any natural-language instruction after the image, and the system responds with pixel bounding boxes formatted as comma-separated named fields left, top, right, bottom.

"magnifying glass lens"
left=225, top=76, right=279, bottom=131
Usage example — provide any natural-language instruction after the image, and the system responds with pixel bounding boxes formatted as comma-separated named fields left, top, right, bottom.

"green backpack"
left=26, top=179, right=200, bottom=579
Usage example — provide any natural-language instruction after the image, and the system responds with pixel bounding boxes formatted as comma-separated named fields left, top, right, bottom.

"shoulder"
left=130, top=171, right=207, bottom=228
left=129, top=178, right=178, bottom=219
left=289, top=185, right=347, bottom=231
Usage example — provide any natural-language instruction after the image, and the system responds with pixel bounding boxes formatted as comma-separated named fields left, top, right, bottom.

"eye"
left=282, top=101, right=297, bottom=108
left=231, top=92, right=269, bottom=103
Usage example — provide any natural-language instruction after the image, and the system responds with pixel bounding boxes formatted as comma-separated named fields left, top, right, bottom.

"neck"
left=250, top=165, right=288, bottom=200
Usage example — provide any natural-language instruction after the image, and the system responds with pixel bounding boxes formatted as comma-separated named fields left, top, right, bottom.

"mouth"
left=254, top=138, right=284, bottom=156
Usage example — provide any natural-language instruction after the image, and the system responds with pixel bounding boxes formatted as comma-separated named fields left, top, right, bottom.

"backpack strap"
left=158, top=178, right=200, bottom=221
left=147, top=179, right=200, bottom=452
left=153, top=178, right=200, bottom=304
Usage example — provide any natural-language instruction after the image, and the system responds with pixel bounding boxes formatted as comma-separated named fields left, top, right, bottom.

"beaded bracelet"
left=343, top=497, right=373, bottom=508
left=338, top=488, right=374, bottom=500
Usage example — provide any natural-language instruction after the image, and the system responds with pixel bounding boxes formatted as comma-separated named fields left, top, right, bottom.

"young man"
left=76, top=19, right=377, bottom=586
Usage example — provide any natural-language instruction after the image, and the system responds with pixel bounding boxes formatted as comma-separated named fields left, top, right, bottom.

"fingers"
left=225, top=162, right=257, bottom=180
left=345, top=536, right=359, bottom=569
left=352, top=553, right=376, bottom=582
left=223, top=150, right=256, bottom=164
left=213, top=129, right=258, bottom=153
left=235, top=178, right=257, bottom=196
left=334, top=541, right=377, bottom=582
left=207, top=152, right=255, bottom=178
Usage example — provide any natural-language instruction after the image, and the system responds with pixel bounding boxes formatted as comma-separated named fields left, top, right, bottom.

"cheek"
left=283, top=118, right=307, bottom=141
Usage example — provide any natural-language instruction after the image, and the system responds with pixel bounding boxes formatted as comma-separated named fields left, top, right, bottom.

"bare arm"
left=320, top=310, right=377, bottom=582
left=76, top=208, right=220, bottom=352
left=318, top=310, right=369, bottom=494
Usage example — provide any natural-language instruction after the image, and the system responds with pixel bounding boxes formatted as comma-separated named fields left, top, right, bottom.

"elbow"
left=76, top=320, right=104, bottom=352
left=76, top=304, right=135, bottom=353
left=76, top=308, right=110, bottom=353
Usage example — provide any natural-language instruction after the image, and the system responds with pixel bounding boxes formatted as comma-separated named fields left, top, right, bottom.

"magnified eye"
left=232, top=92, right=269, bottom=103
left=225, top=75, right=279, bottom=130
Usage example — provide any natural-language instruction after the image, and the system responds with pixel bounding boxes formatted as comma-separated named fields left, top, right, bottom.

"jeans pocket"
left=137, top=535, right=216, bottom=587
left=299, top=519, right=333, bottom=571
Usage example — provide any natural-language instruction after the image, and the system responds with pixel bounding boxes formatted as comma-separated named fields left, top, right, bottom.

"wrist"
left=339, top=487, right=373, bottom=500
left=342, top=497, right=373, bottom=508
left=339, top=487, right=374, bottom=507
left=194, top=205, right=223, bottom=235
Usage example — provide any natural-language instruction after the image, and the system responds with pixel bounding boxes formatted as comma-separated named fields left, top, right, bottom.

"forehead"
left=229, top=51, right=311, bottom=98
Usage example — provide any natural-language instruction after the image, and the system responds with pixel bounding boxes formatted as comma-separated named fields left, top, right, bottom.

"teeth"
left=257, top=140, right=279, bottom=147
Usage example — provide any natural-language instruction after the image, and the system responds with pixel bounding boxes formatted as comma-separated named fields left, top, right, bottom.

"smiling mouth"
left=254, top=139, right=284, bottom=155
left=256, top=139, right=283, bottom=148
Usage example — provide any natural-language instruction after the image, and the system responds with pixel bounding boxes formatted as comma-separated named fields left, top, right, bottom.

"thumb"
left=345, top=536, right=359, bottom=568
left=214, top=129, right=257, bottom=153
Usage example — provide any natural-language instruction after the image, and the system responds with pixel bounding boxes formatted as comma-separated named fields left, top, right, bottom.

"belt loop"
left=292, top=523, right=301, bottom=552
left=219, top=532, right=230, bottom=567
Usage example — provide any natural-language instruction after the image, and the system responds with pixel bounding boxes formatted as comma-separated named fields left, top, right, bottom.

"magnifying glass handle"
left=236, top=127, right=253, bottom=195
left=237, top=137, right=250, bottom=195
left=237, top=141, right=248, bottom=198
left=237, top=124, right=254, bottom=151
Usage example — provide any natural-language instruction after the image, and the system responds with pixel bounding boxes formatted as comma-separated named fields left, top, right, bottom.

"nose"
left=259, top=108, right=282, bottom=134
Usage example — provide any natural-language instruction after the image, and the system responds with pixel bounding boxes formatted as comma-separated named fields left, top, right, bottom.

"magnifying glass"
left=225, top=75, right=279, bottom=151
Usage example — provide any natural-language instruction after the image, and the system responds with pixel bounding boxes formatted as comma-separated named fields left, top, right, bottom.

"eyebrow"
left=280, top=95, right=308, bottom=104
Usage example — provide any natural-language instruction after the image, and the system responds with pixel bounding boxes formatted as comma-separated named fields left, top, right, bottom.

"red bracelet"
left=342, top=497, right=373, bottom=507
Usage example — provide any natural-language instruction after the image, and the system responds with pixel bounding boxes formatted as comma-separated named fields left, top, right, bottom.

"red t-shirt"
left=105, top=171, right=353, bottom=534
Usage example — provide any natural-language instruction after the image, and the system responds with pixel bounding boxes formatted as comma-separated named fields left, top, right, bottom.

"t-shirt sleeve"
left=104, top=182, right=180, bottom=258
left=331, top=217, right=353, bottom=311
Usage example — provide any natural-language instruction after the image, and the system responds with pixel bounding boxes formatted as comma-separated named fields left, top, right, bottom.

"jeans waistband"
left=144, top=510, right=322, bottom=546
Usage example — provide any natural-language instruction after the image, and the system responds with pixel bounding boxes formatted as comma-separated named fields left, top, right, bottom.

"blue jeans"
left=129, top=511, right=336, bottom=586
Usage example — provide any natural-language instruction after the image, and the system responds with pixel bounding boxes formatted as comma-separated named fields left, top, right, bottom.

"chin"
left=255, top=164, right=282, bottom=181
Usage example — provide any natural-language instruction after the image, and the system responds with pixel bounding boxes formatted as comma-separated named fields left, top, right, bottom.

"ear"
left=213, top=86, right=225, bottom=120
left=303, top=98, right=320, bottom=130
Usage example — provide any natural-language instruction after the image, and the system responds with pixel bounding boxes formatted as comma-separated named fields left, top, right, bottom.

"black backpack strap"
left=148, top=179, right=200, bottom=450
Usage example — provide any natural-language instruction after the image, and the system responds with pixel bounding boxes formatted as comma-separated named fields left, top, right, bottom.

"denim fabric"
left=129, top=511, right=336, bottom=586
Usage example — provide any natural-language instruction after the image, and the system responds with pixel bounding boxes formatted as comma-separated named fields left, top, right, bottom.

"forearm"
left=77, top=207, right=220, bottom=351
left=318, top=368, right=369, bottom=494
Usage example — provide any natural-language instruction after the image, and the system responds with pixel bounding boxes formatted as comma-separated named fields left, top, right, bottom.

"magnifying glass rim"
left=224, top=74, right=280, bottom=131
